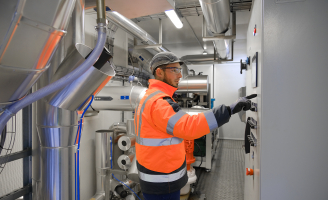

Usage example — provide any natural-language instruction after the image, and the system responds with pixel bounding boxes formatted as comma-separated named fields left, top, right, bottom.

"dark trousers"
left=142, top=190, right=180, bottom=200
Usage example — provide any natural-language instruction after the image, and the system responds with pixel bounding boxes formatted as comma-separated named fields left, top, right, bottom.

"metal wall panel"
left=244, top=0, right=262, bottom=199
left=245, top=0, right=328, bottom=199
left=260, top=0, right=328, bottom=199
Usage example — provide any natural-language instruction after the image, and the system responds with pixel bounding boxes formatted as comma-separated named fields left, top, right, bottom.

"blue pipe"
left=0, top=23, right=107, bottom=137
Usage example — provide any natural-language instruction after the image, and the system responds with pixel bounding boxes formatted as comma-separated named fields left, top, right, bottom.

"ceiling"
left=86, top=0, right=253, bottom=62
left=130, top=0, right=252, bottom=60
left=86, top=0, right=174, bottom=19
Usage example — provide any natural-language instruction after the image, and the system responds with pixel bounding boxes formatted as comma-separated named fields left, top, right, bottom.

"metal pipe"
left=127, top=155, right=139, bottom=183
left=96, top=0, right=106, bottom=24
left=47, top=44, right=115, bottom=111
left=117, top=153, right=135, bottom=170
left=159, top=19, right=163, bottom=44
left=177, top=75, right=209, bottom=94
left=118, top=136, right=136, bottom=151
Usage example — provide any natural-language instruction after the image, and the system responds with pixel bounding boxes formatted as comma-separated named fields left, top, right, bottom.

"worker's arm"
left=151, top=97, right=230, bottom=140
left=151, top=94, right=257, bottom=140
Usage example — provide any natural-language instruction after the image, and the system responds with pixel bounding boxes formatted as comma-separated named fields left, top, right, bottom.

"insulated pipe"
left=118, top=136, right=136, bottom=151
left=177, top=75, right=209, bottom=94
left=0, top=24, right=106, bottom=146
left=199, top=0, right=231, bottom=34
left=117, top=153, right=135, bottom=170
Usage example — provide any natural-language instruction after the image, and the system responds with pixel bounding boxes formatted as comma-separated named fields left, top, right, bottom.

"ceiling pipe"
left=203, top=12, right=236, bottom=41
left=180, top=40, right=234, bottom=65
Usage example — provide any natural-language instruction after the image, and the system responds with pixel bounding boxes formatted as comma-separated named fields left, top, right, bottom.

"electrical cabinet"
left=245, top=1, right=328, bottom=200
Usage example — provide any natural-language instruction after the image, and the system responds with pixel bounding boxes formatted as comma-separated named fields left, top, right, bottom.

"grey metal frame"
left=0, top=105, right=33, bottom=200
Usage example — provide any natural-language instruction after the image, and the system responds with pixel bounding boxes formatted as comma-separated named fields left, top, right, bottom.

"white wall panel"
left=214, top=63, right=246, bottom=140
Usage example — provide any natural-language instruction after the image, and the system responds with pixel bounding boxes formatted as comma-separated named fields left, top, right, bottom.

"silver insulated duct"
left=199, top=0, right=231, bottom=34
left=199, top=0, right=234, bottom=59
left=0, top=0, right=76, bottom=109
left=32, top=1, right=116, bottom=200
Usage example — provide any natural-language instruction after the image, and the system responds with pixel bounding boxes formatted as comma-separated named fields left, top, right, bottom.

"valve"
left=246, top=168, right=254, bottom=176
left=240, top=57, right=250, bottom=74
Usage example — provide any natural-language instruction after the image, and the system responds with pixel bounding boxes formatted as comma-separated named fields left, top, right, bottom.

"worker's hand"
left=230, top=94, right=257, bottom=114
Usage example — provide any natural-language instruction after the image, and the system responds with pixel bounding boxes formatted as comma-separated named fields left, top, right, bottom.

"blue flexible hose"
left=0, top=23, right=107, bottom=137
left=75, top=95, right=94, bottom=200
left=112, top=175, right=142, bottom=200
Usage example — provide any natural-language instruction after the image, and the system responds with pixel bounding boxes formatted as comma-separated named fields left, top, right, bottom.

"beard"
left=163, top=73, right=178, bottom=88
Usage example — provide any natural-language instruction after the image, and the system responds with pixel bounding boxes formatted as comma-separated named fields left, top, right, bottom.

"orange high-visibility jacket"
left=135, top=79, right=231, bottom=194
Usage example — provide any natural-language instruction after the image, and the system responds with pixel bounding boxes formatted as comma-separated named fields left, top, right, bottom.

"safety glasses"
left=160, top=67, right=182, bottom=74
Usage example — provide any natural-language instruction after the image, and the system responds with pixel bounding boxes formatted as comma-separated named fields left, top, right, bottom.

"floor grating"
left=190, top=139, right=245, bottom=200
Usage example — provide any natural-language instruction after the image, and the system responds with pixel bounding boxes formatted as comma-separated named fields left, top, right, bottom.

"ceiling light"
left=203, top=51, right=208, bottom=55
left=165, top=10, right=183, bottom=29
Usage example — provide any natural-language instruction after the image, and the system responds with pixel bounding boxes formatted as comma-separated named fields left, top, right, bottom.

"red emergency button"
left=253, top=24, right=257, bottom=36
left=246, top=168, right=254, bottom=176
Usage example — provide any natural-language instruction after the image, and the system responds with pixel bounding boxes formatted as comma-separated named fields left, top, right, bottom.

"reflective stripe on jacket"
left=135, top=79, right=231, bottom=194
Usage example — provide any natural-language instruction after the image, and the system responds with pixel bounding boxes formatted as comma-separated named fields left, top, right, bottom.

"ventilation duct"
left=0, top=0, right=76, bottom=109
left=199, top=0, right=235, bottom=60
left=199, top=0, right=230, bottom=34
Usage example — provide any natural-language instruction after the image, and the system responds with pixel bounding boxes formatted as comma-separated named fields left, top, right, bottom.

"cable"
left=112, top=174, right=141, bottom=200
left=75, top=95, right=94, bottom=200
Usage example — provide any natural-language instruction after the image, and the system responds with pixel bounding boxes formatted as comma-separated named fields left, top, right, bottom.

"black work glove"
left=229, top=94, right=257, bottom=114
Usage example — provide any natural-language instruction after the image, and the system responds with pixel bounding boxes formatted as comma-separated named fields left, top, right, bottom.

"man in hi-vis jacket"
left=134, top=52, right=256, bottom=200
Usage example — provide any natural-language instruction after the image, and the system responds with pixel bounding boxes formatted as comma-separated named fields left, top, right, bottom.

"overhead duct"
left=0, top=0, right=76, bottom=109
left=199, top=0, right=236, bottom=60
left=199, top=0, right=230, bottom=34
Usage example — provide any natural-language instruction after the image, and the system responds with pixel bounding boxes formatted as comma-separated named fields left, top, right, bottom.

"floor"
left=190, top=139, right=245, bottom=200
